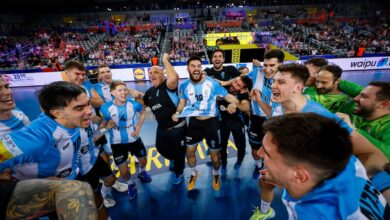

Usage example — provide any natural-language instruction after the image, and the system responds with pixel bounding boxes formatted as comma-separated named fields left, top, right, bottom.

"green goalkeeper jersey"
left=303, top=80, right=363, bottom=115
left=351, top=114, right=390, bottom=160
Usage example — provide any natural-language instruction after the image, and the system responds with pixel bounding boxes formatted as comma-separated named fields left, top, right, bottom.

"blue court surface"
left=11, top=69, right=390, bottom=220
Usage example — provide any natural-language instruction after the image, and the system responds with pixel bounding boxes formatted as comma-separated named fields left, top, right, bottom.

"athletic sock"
left=260, top=200, right=271, bottom=214
left=101, top=184, right=112, bottom=197
left=190, top=167, right=198, bottom=176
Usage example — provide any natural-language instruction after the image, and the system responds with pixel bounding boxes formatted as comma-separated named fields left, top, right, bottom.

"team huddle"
left=0, top=49, right=389, bottom=219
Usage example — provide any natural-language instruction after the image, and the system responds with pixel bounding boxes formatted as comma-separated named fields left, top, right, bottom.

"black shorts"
left=247, top=115, right=267, bottom=150
left=77, top=156, right=113, bottom=190
left=95, top=135, right=107, bottom=148
left=156, top=122, right=186, bottom=159
left=95, top=135, right=107, bottom=155
left=186, top=117, right=220, bottom=150
left=111, top=138, right=147, bottom=165
left=0, top=181, right=17, bottom=219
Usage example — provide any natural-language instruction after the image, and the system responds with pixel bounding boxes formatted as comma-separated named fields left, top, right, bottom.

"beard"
left=317, top=87, right=333, bottom=94
left=213, top=62, right=223, bottom=70
left=316, top=84, right=335, bottom=94
left=189, top=71, right=202, bottom=83
left=355, top=104, right=375, bottom=118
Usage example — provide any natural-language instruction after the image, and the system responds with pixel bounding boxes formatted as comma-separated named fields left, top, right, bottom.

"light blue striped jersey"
left=78, top=123, right=100, bottom=176
left=0, top=115, right=80, bottom=180
left=247, top=65, right=274, bottom=117
left=94, top=81, right=112, bottom=103
left=302, top=100, right=353, bottom=134
left=178, top=76, right=228, bottom=117
left=271, top=102, right=283, bottom=117
left=100, top=100, right=143, bottom=144
left=0, top=108, right=30, bottom=137
left=82, top=80, right=94, bottom=98
left=282, top=156, right=386, bottom=219
left=82, top=80, right=98, bottom=116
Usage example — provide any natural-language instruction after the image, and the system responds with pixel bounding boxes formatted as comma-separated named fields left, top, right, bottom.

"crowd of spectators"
left=293, top=16, right=390, bottom=57
left=85, top=27, right=162, bottom=65
left=252, top=6, right=390, bottom=57
left=1, top=5, right=389, bottom=70
left=169, top=29, right=206, bottom=62
left=0, top=30, right=104, bottom=70
left=205, top=26, right=243, bottom=33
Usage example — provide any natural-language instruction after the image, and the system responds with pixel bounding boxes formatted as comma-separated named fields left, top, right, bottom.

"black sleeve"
left=228, top=66, right=240, bottom=78
left=143, top=90, right=150, bottom=106
left=203, top=67, right=212, bottom=75
left=163, top=80, right=177, bottom=93
left=238, top=92, right=250, bottom=102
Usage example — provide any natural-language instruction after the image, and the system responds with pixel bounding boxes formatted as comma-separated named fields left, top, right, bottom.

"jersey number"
left=195, top=94, right=203, bottom=101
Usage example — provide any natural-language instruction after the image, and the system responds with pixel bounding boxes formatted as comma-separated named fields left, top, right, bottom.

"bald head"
left=150, top=66, right=163, bottom=73
left=149, top=65, right=164, bottom=87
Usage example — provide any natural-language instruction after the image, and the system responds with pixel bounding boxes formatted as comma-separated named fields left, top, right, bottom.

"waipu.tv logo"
left=376, top=58, right=389, bottom=67
left=350, top=57, right=389, bottom=69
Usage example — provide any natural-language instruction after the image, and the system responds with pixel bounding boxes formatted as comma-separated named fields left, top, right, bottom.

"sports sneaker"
left=138, top=170, right=152, bottom=183
left=212, top=175, right=221, bottom=191
left=102, top=194, right=116, bottom=208
left=112, top=180, right=128, bottom=192
left=127, top=183, right=137, bottom=200
left=187, top=172, right=199, bottom=191
left=252, top=166, right=261, bottom=179
left=169, top=160, right=175, bottom=172
left=173, top=174, right=183, bottom=185
left=249, top=207, right=275, bottom=220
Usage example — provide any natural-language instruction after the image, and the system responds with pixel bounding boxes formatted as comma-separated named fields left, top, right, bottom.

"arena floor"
left=11, top=69, right=390, bottom=220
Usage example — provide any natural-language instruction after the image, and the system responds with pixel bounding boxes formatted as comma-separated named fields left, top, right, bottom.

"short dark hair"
left=263, top=113, right=352, bottom=179
left=264, top=49, right=285, bottom=63
left=304, top=58, right=328, bottom=67
left=97, top=64, right=110, bottom=74
left=36, top=81, right=86, bottom=119
left=187, top=55, right=202, bottom=66
left=238, top=66, right=249, bottom=71
left=240, top=75, right=253, bottom=91
left=110, top=80, right=127, bottom=91
left=369, top=81, right=390, bottom=101
left=319, top=65, right=343, bottom=80
left=212, top=49, right=225, bottom=58
left=277, top=63, right=310, bottom=84
left=64, top=60, right=86, bottom=71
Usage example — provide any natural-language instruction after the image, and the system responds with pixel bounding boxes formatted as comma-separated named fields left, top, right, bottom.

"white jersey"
left=0, top=108, right=30, bottom=137
left=0, top=115, right=80, bottom=180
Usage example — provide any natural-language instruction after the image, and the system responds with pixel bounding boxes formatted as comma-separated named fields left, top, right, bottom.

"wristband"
left=99, top=128, right=108, bottom=134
